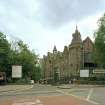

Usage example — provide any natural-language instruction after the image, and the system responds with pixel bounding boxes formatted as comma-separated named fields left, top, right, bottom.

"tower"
left=53, top=45, right=57, bottom=54
left=69, top=26, right=82, bottom=77
left=71, top=25, right=82, bottom=44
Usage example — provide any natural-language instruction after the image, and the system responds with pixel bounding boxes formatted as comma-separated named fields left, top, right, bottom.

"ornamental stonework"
left=42, top=26, right=94, bottom=81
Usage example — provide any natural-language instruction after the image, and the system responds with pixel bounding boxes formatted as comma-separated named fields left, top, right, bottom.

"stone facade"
left=42, top=27, right=94, bottom=81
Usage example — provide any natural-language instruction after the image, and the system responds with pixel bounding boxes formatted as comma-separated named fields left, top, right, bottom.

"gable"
left=83, top=37, right=94, bottom=52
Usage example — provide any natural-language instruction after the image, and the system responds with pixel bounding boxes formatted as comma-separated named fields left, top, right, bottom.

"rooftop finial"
left=53, top=45, right=57, bottom=54
left=76, top=25, right=78, bottom=30
left=53, top=45, right=57, bottom=51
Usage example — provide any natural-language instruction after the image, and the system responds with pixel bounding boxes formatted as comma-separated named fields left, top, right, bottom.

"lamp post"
left=81, top=44, right=84, bottom=69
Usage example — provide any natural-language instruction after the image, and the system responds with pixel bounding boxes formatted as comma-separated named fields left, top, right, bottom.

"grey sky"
left=38, top=0, right=105, bottom=27
left=0, top=0, right=105, bottom=57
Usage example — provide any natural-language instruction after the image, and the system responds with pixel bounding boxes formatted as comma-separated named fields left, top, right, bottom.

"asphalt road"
left=0, top=84, right=105, bottom=105
left=0, top=84, right=62, bottom=98
left=60, top=86, right=105, bottom=105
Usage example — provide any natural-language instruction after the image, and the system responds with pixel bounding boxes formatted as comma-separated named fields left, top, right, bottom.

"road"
left=0, top=84, right=105, bottom=105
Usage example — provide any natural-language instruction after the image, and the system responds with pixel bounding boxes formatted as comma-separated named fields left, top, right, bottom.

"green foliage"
left=94, top=13, right=105, bottom=68
left=0, top=32, right=11, bottom=76
left=0, top=32, right=41, bottom=82
left=10, top=40, right=41, bottom=80
left=31, top=66, right=42, bottom=82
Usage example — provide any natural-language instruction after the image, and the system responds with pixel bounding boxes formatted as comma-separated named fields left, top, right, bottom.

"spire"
left=75, top=25, right=79, bottom=33
left=53, top=45, right=57, bottom=54
left=71, top=26, right=82, bottom=44
left=53, top=45, right=57, bottom=51
left=76, top=25, right=78, bottom=30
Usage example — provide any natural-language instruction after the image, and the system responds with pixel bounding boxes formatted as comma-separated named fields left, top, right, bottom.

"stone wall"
left=42, top=27, right=94, bottom=81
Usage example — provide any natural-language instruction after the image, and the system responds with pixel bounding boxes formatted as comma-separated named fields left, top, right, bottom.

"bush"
left=10, top=78, right=31, bottom=84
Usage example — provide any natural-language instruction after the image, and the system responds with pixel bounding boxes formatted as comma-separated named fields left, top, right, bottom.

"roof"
left=83, top=36, right=93, bottom=45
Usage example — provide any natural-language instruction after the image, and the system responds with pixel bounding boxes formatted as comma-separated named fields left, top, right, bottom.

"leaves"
left=0, top=32, right=41, bottom=81
left=94, top=13, right=105, bottom=68
left=10, top=40, right=40, bottom=79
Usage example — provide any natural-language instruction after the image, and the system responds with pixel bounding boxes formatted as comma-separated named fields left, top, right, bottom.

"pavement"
left=0, top=85, right=33, bottom=92
left=0, top=84, right=105, bottom=105
left=0, top=84, right=104, bottom=92
left=57, top=84, right=105, bottom=105
left=0, top=95, right=97, bottom=105
left=57, top=84, right=105, bottom=89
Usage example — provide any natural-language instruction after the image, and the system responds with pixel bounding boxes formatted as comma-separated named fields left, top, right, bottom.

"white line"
left=13, top=98, right=44, bottom=105
left=86, top=99, right=99, bottom=105
left=13, top=102, right=36, bottom=105
left=30, top=85, right=34, bottom=89
left=70, top=93, right=99, bottom=105
left=86, top=88, right=99, bottom=105
left=57, top=89, right=99, bottom=105
left=87, top=88, right=93, bottom=101
left=36, top=99, right=41, bottom=104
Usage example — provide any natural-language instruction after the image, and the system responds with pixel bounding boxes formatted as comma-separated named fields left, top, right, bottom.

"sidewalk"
left=57, top=84, right=105, bottom=89
left=0, top=85, right=33, bottom=92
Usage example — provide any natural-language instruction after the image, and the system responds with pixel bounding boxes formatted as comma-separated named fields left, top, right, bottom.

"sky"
left=0, top=0, right=105, bottom=58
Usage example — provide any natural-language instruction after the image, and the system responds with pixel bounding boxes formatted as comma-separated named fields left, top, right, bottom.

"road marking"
left=86, top=88, right=99, bottom=105
left=35, top=99, right=43, bottom=105
left=36, top=99, right=41, bottom=104
left=13, top=101, right=36, bottom=105
left=13, top=99, right=43, bottom=105
left=87, top=88, right=93, bottom=101
left=86, top=99, right=99, bottom=105
left=56, top=89, right=99, bottom=105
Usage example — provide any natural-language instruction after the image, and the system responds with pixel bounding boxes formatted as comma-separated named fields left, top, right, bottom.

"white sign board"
left=93, top=69, right=105, bottom=73
left=80, top=70, right=89, bottom=77
left=12, top=65, right=22, bottom=78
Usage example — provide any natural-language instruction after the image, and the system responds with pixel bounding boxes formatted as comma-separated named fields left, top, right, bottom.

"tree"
left=10, top=40, right=39, bottom=80
left=32, top=66, right=42, bottom=82
left=94, top=13, right=105, bottom=68
left=0, top=32, right=41, bottom=82
left=0, top=32, right=11, bottom=77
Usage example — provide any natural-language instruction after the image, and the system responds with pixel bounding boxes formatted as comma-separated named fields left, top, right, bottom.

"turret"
left=53, top=45, right=57, bottom=54
left=71, top=25, right=82, bottom=44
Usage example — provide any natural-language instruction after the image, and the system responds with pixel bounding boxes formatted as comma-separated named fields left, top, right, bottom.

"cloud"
left=0, top=0, right=40, bottom=38
left=0, top=0, right=105, bottom=57
left=38, top=0, right=105, bottom=28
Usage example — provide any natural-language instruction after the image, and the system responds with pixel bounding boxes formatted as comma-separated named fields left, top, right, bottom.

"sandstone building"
left=42, top=26, right=95, bottom=81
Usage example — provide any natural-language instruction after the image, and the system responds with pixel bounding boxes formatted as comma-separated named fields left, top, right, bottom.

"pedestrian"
left=69, top=80, right=71, bottom=84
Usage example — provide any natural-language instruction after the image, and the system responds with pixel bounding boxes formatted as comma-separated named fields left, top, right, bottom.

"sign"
left=93, top=69, right=105, bottom=73
left=80, top=70, right=89, bottom=77
left=12, top=65, right=22, bottom=78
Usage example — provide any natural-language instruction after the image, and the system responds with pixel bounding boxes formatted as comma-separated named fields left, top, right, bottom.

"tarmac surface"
left=0, top=84, right=105, bottom=105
